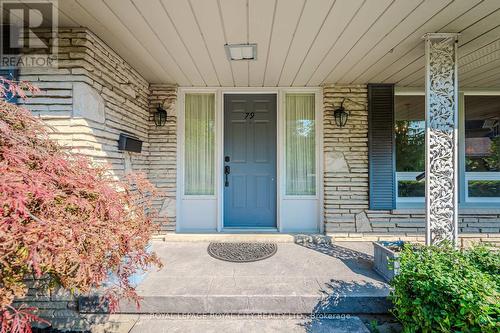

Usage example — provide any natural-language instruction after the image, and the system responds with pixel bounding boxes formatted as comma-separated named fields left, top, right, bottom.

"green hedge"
left=390, top=244, right=500, bottom=333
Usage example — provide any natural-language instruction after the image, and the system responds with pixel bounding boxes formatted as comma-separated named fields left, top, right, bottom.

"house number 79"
left=244, top=112, right=255, bottom=119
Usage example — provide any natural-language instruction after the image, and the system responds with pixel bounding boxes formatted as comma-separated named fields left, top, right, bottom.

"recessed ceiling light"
left=225, top=44, right=257, bottom=61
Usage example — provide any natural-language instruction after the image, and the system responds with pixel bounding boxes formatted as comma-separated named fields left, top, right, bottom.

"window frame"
left=394, top=90, right=426, bottom=206
left=283, top=92, right=317, bottom=196
left=176, top=87, right=323, bottom=233
left=396, top=172, right=425, bottom=203
left=461, top=92, right=500, bottom=204
left=394, top=88, right=500, bottom=208
left=182, top=92, right=217, bottom=198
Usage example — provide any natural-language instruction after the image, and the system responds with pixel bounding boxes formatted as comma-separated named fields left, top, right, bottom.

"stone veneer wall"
left=18, top=28, right=174, bottom=231
left=323, top=85, right=370, bottom=234
left=148, top=84, right=177, bottom=232
left=11, top=29, right=176, bottom=329
left=323, top=85, right=500, bottom=246
left=19, top=28, right=150, bottom=174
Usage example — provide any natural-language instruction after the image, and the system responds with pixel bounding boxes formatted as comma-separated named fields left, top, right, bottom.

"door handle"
left=224, top=165, right=230, bottom=187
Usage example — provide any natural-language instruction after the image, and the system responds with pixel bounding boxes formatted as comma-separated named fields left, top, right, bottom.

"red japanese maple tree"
left=0, top=77, right=162, bottom=332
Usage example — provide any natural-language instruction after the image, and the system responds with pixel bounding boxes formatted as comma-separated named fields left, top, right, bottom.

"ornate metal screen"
left=424, top=33, right=459, bottom=245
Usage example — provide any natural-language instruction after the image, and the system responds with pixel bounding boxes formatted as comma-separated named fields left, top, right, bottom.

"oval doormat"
left=207, top=242, right=277, bottom=262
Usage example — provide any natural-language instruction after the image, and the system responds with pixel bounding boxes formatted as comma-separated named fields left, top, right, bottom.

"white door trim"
left=176, top=87, right=323, bottom=234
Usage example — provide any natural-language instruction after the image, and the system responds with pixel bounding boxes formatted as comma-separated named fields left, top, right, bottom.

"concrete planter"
left=373, top=241, right=403, bottom=282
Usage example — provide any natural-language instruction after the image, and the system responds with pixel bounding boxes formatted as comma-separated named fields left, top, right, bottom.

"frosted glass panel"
left=185, top=94, right=215, bottom=195
left=285, top=94, right=316, bottom=195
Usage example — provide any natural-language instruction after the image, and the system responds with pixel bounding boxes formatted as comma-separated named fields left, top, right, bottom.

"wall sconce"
left=333, top=98, right=349, bottom=127
left=154, top=104, right=167, bottom=127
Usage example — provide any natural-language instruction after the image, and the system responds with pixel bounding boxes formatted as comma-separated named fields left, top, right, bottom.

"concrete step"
left=79, top=291, right=391, bottom=315
left=79, top=241, right=392, bottom=315
left=128, top=316, right=371, bottom=333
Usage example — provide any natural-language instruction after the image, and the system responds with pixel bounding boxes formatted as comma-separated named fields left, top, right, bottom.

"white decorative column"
left=424, top=33, right=459, bottom=246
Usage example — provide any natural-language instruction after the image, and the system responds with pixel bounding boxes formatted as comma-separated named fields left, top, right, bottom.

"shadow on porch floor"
left=94, top=240, right=392, bottom=315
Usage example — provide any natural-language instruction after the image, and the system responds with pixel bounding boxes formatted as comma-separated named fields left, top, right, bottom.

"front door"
left=223, top=94, right=277, bottom=228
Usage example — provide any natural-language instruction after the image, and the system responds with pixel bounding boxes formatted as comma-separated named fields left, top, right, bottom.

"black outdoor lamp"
left=154, top=104, right=167, bottom=127
left=333, top=98, right=349, bottom=127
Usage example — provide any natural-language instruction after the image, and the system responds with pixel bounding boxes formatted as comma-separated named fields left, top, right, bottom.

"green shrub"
left=390, top=244, right=499, bottom=333
left=464, top=245, right=500, bottom=284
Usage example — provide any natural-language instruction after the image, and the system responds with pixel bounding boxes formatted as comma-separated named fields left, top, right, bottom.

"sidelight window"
left=184, top=93, right=215, bottom=195
left=285, top=93, right=316, bottom=196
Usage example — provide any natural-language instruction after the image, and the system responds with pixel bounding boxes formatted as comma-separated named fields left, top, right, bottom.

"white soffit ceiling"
left=46, top=0, right=500, bottom=87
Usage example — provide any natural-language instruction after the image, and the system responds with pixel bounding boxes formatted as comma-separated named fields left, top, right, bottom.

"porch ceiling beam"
left=424, top=32, right=459, bottom=246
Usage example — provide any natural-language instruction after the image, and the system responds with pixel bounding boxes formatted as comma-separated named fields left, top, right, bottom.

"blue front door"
left=223, top=94, right=277, bottom=228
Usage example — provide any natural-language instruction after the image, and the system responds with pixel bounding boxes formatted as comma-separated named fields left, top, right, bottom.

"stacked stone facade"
left=148, top=84, right=177, bottom=232
left=11, top=28, right=181, bottom=329
left=323, top=85, right=370, bottom=234
left=20, top=28, right=150, bottom=174
left=12, top=28, right=177, bottom=328
left=323, top=85, right=500, bottom=245
left=19, top=28, right=175, bottom=232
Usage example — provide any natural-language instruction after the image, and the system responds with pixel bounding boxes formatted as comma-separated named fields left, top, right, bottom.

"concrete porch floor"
left=105, top=240, right=391, bottom=315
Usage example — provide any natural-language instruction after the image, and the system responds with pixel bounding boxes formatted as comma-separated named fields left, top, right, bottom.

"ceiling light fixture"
left=225, top=44, right=257, bottom=61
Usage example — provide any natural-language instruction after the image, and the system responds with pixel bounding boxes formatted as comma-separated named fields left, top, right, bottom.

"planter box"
left=373, top=241, right=403, bottom=282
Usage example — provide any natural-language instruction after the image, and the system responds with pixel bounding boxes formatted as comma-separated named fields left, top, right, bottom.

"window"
left=395, top=95, right=425, bottom=202
left=464, top=95, right=500, bottom=202
left=184, top=93, right=215, bottom=195
left=285, top=93, right=316, bottom=195
left=394, top=93, right=500, bottom=206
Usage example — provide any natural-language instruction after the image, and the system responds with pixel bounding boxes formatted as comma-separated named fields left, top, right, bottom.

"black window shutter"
left=368, top=83, right=395, bottom=210
left=0, top=68, right=19, bottom=104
